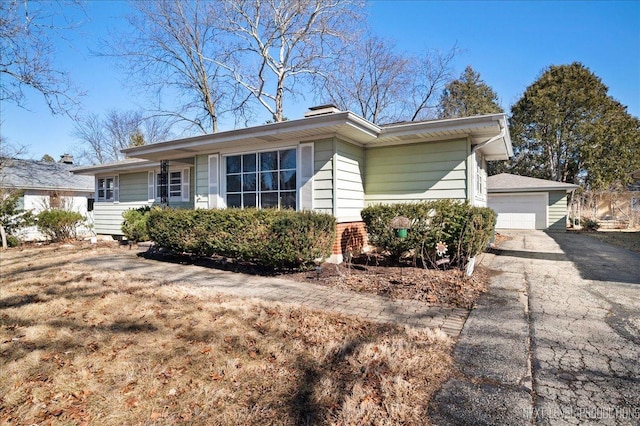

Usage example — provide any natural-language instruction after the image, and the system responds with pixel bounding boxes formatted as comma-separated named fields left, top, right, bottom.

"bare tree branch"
left=215, top=0, right=364, bottom=122
left=0, top=0, right=85, bottom=117
left=101, top=0, right=231, bottom=133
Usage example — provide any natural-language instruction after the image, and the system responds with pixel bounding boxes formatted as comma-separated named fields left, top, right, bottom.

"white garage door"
left=488, top=193, right=548, bottom=229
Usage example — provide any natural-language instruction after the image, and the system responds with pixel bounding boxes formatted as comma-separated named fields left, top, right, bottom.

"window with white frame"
left=156, top=170, right=183, bottom=200
left=476, top=155, right=485, bottom=196
left=97, top=177, right=115, bottom=201
left=225, top=148, right=297, bottom=209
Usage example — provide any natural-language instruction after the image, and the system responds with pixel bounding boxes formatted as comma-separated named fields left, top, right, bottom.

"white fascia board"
left=72, top=160, right=160, bottom=175
left=121, top=112, right=380, bottom=160
left=489, top=185, right=578, bottom=193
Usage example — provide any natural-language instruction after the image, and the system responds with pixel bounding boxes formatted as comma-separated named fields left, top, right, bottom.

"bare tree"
left=74, top=109, right=173, bottom=164
left=320, top=35, right=410, bottom=123
left=404, top=46, right=458, bottom=121
left=319, top=37, right=458, bottom=124
left=0, top=0, right=84, bottom=116
left=105, top=0, right=229, bottom=133
left=216, top=0, right=364, bottom=123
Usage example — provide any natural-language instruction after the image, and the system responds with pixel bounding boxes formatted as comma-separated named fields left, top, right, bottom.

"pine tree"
left=438, top=66, right=502, bottom=119
left=508, top=62, right=640, bottom=187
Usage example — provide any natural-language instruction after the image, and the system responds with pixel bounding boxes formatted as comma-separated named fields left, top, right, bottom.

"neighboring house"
left=592, top=172, right=640, bottom=228
left=0, top=155, right=95, bottom=240
left=487, top=173, right=578, bottom=230
left=73, top=106, right=512, bottom=261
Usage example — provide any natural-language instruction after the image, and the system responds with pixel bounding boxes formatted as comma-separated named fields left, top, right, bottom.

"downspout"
left=471, top=121, right=506, bottom=154
left=469, top=122, right=506, bottom=204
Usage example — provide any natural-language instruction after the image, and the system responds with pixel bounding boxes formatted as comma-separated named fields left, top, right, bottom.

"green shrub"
left=6, top=235, right=21, bottom=247
left=36, top=209, right=84, bottom=242
left=147, top=208, right=336, bottom=269
left=122, top=206, right=152, bottom=242
left=361, top=200, right=496, bottom=268
left=581, top=217, right=600, bottom=231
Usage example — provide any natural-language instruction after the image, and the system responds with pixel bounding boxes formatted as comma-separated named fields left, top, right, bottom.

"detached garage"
left=488, top=174, right=578, bottom=230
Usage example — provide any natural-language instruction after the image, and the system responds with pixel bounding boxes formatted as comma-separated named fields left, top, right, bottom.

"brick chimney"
left=304, top=104, right=341, bottom=118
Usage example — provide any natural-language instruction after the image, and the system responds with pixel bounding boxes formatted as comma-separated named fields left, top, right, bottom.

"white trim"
left=298, top=142, right=314, bottom=210
left=148, top=171, right=155, bottom=202
left=181, top=167, right=190, bottom=202
left=208, top=154, right=221, bottom=209
left=113, top=175, right=119, bottom=203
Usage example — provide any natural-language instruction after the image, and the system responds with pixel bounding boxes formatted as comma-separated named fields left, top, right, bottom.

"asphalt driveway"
left=432, top=230, right=640, bottom=425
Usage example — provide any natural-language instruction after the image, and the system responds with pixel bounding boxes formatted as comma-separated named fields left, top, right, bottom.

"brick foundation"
left=332, top=221, right=368, bottom=256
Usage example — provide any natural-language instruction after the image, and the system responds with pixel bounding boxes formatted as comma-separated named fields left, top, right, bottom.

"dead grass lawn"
left=583, top=230, right=640, bottom=254
left=1, top=243, right=453, bottom=425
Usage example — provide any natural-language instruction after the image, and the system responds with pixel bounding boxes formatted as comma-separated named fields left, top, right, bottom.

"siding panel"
left=313, top=139, right=334, bottom=213
left=365, top=139, right=468, bottom=204
left=548, top=190, right=568, bottom=230
left=195, top=154, right=209, bottom=209
left=335, top=139, right=365, bottom=221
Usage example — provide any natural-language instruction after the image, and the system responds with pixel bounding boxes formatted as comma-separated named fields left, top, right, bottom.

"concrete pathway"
left=431, top=230, right=640, bottom=425
left=75, top=247, right=469, bottom=337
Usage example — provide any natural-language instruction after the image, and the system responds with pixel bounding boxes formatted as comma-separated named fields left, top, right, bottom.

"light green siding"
left=93, top=168, right=194, bottom=235
left=92, top=201, right=152, bottom=235
left=313, top=139, right=334, bottom=215
left=548, top=190, right=568, bottom=230
left=119, top=172, right=149, bottom=202
left=195, top=154, right=209, bottom=209
left=335, top=139, right=365, bottom=221
left=365, top=139, right=468, bottom=204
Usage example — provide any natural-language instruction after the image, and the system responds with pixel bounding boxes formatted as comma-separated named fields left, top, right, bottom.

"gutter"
left=472, top=119, right=507, bottom=154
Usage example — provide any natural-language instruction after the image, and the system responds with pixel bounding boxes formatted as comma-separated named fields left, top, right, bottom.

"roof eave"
left=72, top=160, right=159, bottom=175
left=489, top=185, right=579, bottom=193
left=120, top=112, right=381, bottom=161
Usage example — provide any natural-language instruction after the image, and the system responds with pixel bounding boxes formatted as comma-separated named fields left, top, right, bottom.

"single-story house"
left=73, top=106, right=513, bottom=261
left=487, top=173, right=578, bottom=230
left=0, top=155, right=95, bottom=240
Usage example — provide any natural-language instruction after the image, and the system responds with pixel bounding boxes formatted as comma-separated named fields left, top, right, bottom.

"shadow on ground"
left=545, top=231, right=640, bottom=285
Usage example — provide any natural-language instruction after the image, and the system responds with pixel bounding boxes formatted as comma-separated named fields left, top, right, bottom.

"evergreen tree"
left=508, top=62, right=640, bottom=187
left=438, top=66, right=503, bottom=118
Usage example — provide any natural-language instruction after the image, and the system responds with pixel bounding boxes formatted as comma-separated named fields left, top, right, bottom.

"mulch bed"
left=286, top=254, right=490, bottom=309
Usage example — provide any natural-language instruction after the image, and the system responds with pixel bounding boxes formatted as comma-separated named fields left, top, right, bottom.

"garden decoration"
left=435, top=241, right=450, bottom=268
left=389, top=216, right=411, bottom=239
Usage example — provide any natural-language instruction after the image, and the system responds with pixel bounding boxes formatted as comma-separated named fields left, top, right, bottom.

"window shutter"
left=182, top=168, right=190, bottom=202
left=114, top=175, right=120, bottom=203
left=148, top=171, right=155, bottom=202
left=208, top=154, right=220, bottom=208
left=298, top=143, right=314, bottom=210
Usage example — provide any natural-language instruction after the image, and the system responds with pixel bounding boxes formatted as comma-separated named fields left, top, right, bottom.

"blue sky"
left=2, top=0, right=639, bottom=162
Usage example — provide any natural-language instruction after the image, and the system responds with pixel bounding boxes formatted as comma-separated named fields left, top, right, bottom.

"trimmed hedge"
left=361, top=200, right=496, bottom=268
left=147, top=208, right=336, bottom=269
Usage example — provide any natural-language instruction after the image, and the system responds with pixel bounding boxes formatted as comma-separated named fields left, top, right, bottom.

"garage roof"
left=488, top=173, right=578, bottom=193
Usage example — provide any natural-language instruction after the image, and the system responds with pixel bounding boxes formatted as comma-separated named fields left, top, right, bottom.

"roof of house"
left=488, top=173, right=579, bottom=193
left=0, top=158, right=94, bottom=192
left=120, top=111, right=511, bottom=159
left=73, top=110, right=513, bottom=175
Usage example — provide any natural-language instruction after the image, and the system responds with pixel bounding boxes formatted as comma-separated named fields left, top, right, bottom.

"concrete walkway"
left=431, top=230, right=640, bottom=425
left=75, top=247, right=469, bottom=337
